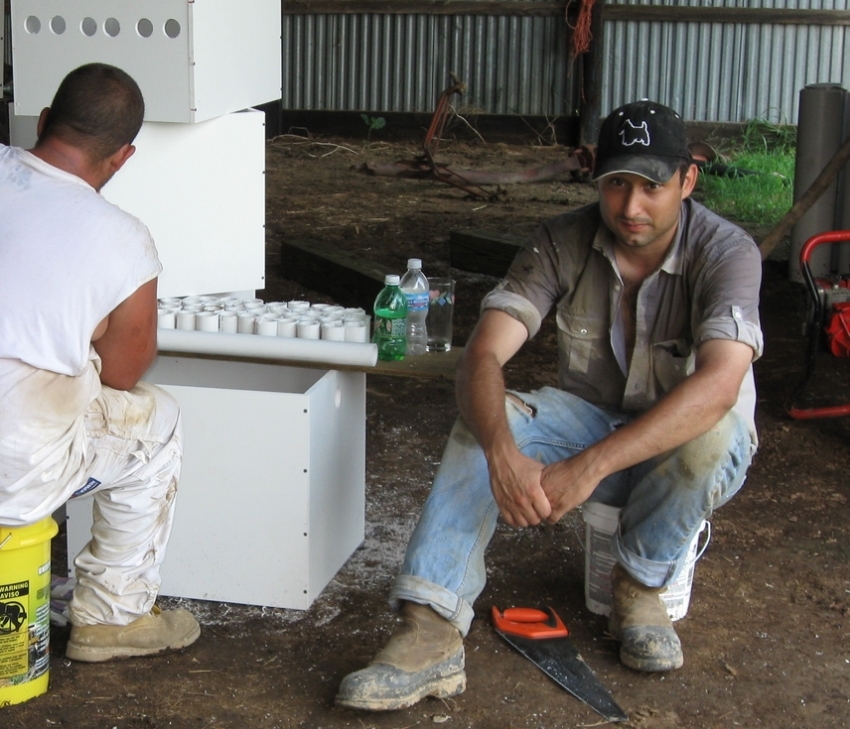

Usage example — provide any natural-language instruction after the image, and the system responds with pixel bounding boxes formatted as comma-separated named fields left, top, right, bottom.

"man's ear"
left=36, top=108, right=50, bottom=139
left=680, top=163, right=699, bottom=200
left=109, top=144, right=136, bottom=174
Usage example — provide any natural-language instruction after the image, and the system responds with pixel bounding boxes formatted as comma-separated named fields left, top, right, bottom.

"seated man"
left=0, top=63, right=200, bottom=661
left=337, top=100, right=762, bottom=710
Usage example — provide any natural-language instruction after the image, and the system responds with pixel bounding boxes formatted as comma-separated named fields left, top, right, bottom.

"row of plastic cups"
left=157, top=296, right=356, bottom=317
left=157, top=307, right=371, bottom=342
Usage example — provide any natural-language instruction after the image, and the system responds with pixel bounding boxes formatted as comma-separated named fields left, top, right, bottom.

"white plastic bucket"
left=581, top=502, right=709, bottom=622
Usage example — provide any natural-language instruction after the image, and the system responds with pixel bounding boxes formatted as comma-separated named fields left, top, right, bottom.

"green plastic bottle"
left=373, top=274, right=408, bottom=361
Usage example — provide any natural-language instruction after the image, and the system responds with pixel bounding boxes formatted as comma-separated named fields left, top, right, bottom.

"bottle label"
left=405, top=291, right=429, bottom=312
left=376, top=317, right=406, bottom=336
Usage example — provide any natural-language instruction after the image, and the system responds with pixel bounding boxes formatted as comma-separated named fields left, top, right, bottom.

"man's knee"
left=677, top=411, right=744, bottom=475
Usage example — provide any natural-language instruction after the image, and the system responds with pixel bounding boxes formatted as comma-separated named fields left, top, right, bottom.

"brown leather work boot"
left=609, top=564, right=684, bottom=672
left=335, top=601, right=466, bottom=711
left=66, top=605, right=200, bottom=663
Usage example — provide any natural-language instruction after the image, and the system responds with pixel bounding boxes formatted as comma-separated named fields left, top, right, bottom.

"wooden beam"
left=284, top=1, right=850, bottom=26
left=280, top=238, right=393, bottom=310
left=158, top=346, right=464, bottom=380
left=603, top=5, right=850, bottom=26
left=450, top=228, right=523, bottom=277
left=284, top=1, right=569, bottom=16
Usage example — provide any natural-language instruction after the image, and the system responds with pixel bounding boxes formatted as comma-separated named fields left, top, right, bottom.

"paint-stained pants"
left=68, top=382, right=183, bottom=627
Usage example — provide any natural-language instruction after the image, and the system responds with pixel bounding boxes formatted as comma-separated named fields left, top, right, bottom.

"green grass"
left=698, top=119, right=796, bottom=228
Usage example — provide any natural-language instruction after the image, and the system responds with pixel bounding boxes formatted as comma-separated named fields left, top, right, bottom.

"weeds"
left=361, top=114, right=386, bottom=142
left=698, top=118, right=795, bottom=228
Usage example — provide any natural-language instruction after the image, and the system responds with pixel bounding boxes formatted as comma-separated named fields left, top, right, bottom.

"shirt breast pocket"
left=653, top=338, right=693, bottom=392
left=557, top=311, right=607, bottom=375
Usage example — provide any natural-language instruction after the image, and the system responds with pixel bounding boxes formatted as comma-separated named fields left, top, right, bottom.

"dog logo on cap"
left=619, top=119, right=651, bottom=147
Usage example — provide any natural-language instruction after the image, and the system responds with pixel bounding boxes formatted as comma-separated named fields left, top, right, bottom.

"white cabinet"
left=67, top=357, right=366, bottom=610
left=11, top=0, right=281, bottom=123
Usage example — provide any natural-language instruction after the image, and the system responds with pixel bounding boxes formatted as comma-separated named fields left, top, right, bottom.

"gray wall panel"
left=281, top=13, right=576, bottom=117
left=604, top=0, right=850, bottom=122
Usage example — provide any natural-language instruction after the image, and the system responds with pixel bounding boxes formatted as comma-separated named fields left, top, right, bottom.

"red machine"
left=788, top=230, right=850, bottom=419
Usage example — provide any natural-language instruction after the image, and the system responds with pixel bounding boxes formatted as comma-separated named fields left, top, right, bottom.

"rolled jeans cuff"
left=390, top=574, right=476, bottom=637
left=612, top=539, right=692, bottom=588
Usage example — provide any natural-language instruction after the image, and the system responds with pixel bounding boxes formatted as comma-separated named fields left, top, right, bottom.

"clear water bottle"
left=372, top=274, right=408, bottom=361
left=399, top=258, right=429, bottom=356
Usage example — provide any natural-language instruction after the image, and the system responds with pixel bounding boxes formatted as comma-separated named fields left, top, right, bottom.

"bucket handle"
left=693, top=521, right=711, bottom=563
left=0, top=533, right=11, bottom=550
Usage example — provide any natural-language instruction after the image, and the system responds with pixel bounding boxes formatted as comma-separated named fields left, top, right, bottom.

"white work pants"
left=69, top=382, right=183, bottom=627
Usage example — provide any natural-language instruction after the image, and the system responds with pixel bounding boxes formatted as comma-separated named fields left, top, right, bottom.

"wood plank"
left=450, top=228, right=523, bottom=277
left=284, top=1, right=850, bottom=26
left=284, top=1, right=570, bottom=17
left=158, top=346, right=464, bottom=380
left=280, top=238, right=393, bottom=310
left=603, top=5, right=850, bottom=26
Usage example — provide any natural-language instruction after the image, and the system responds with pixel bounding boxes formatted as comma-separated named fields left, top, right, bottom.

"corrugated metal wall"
left=603, top=0, right=850, bottom=122
left=281, top=13, right=580, bottom=116
left=282, top=2, right=850, bottom=124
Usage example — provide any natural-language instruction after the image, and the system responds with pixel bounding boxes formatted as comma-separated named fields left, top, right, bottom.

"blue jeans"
left=390, top=387, right=754, bottom=636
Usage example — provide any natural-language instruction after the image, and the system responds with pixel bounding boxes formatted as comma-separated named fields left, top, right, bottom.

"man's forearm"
left=581, top=341, right=752, bottom=481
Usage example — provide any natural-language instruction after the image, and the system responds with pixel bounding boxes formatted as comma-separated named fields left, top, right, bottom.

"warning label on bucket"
left=0, top=580, right=30, bottom=678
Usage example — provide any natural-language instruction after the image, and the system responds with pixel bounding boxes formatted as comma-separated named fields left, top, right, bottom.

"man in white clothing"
left=0, top=63, right=200, bottom=661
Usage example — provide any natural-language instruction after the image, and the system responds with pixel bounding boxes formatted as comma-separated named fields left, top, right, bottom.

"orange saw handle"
left=491, top=606, right=569, bottom=639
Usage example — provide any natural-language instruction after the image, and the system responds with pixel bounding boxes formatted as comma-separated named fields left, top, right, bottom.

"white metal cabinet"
left=67, top=358, right=366, bottom=610
left=11, top=0, right=281, bottom=123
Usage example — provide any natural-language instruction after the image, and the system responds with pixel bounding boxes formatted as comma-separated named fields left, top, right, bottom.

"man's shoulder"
left=684, top=199, right=754, bottom=245
left=540, top=202, right=603, bottom=244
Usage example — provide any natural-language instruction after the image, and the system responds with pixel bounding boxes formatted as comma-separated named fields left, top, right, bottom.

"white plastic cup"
left=321, top=320, right=346, bottom=341
left=344, top=319, right=369, bottom=343
left=219, top=310, right=238, bottom=334
left=297, top=319, right=321, bottom=339
left=195, top=311, right=220, bottom=332
left=277, top=318, right=297, bottom=338
left=257, top=314, right=280, bottom=336
left=176, top=311, right=196, bottom=331
left=236, top=312, right=256, bottom=334
left=157, top=308, right=176, bottom=329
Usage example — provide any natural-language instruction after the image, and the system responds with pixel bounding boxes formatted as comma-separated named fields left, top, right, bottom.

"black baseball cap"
left=592, top=100, right=692, bottom=184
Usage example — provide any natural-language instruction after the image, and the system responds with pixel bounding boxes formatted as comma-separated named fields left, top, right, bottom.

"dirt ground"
left=5, top=129, right=850, bottom=729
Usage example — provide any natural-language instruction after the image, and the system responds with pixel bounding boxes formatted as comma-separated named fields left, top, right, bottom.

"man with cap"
left=336, top=100, right=763, bottom=710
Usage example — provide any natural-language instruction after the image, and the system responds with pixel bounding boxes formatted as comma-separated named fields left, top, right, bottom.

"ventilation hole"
left=104, top=18, right=120, bottom=37
left=137, top=18, right=153, bottom=38
left=81, top=17, right=97, bottom=37
left=164, top=19, right=181, bottom=39
left=25, top=16, right=41, bottom=34
left=50, top=16, right=66, bottom=35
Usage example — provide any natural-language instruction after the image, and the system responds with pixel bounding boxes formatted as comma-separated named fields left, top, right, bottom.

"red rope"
left=569, top=0, right=596, bottom=57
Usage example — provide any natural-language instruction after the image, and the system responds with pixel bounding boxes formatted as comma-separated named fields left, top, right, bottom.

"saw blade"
left=496, top=630, right=628, bottom=723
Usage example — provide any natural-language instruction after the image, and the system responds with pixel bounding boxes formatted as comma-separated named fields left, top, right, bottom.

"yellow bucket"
left=0, top=517, right=58, bottom=707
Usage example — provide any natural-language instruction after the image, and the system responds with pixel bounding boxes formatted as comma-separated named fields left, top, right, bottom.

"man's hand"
left=540, top=450, right=603, bottom=524
left=487, top=447, right=551, bottom=527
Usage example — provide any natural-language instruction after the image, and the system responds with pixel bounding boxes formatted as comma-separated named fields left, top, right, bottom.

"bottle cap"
left=407, top=258, right=422, bottom=269
left=384, top=274, right=401, bottom=285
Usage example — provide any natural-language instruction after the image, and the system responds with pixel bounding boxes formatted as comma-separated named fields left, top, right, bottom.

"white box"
left=11, top=0, right=281, bottom=123
left=103, top=109, right=267, bottom=299
left=66, top=358, right=366, bottom=610
left=8, top=109, right=266, bottom=300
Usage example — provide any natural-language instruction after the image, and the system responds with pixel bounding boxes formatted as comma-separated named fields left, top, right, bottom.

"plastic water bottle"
left=399, top=258, right=429, bottom=356
left=372, top=274, right=408, bottom=361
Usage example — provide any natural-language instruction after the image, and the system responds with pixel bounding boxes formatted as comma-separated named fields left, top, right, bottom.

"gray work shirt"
left=481, top=200, right=763, bottom=445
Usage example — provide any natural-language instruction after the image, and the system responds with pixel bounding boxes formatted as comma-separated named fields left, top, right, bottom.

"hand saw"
left=492, top=605, right=628, bottom=723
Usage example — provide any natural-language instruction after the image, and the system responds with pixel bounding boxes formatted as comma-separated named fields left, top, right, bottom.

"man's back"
left=0, top=144, right=159, bottom=377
